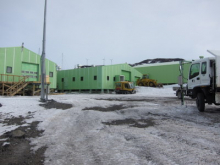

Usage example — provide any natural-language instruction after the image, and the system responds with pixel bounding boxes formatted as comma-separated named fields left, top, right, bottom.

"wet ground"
left=0, top=116, right=46, bottom=165
left=0, top=100, right=72, bottom=165
left=1, top=95, right=220, bottom=164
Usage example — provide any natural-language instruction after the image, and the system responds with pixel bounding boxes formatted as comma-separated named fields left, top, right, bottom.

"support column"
left=2, top=83, right=4, bottom=96
left=32, top=84, right=36, bottom=96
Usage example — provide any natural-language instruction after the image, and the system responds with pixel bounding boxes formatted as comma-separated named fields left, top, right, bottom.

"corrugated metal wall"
left=57, top=63, right=142, bottom=91
left=0, top=47, right=57, bottom=88
left=134, top=62, right=191, bottom=84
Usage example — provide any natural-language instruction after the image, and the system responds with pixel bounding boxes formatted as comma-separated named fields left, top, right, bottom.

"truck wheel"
left=177, top=91, right=181, bottom=99
left=139, top=83, right=144, bottom=86
left=149, top=82, right=155, bottom=87
left=196, top=93, right=205, bottom=112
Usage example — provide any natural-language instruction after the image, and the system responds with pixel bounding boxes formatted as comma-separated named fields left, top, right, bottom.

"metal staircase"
left=5, top=76, right=29, bottom=96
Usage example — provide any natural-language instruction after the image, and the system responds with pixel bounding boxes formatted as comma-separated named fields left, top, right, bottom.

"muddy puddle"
left=83, top=104, right=136, bottom=112
left=102, top=118, right=155, bottom=128
left=0, top=116, right=46, bottom=165
left=39, top=99, right=73, bottom=110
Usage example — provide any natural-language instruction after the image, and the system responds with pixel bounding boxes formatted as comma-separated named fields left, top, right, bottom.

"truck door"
left=200, top=61, right=210, bottom=86
left=188, top=63, right=201, bottom=89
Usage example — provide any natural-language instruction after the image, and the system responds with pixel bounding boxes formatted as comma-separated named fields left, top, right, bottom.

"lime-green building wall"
left=57, top=63, right=142, bottom=91
left=134, top=62, right=191, bottom=84
left=0, top=47, right=57, bottom=88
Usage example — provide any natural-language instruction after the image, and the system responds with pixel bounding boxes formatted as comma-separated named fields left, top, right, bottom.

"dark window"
left=94, top=76, right=97, bottom=80
left=189, top=63, right=200, bottom=79
left=81, top=77, right=83, bottom=81
left=26, top=71, right=29, bottom=73
left=6, top=66, right=12, bottom=73
left=30, top=71, right=34, bottom=74
left=113, top=77, right=116, bottom=81
left=49, top=72, right=53, bottom=77
left=72, top=77, right=75, bottom=81
left=61, top=78, right=64, bottom=82
left=107, top=76, right=109, bottom=81
left=201, top=62, right=207, bottom=74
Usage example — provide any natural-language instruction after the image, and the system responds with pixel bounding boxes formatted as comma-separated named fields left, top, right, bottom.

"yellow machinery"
left=115, top=81, right=136, bottom=94
left=136, top=74, right=163, bottom=87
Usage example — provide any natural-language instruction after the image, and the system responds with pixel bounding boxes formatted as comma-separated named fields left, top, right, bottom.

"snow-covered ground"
left=1, top=85, right=220, bottom=165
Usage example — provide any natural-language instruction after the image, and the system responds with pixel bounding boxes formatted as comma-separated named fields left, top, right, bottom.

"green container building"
left=57, top=63, right=142, bottom=92
left=0, top=47, right=57, bottom=89
left=134, top=62, right=191, bottom=84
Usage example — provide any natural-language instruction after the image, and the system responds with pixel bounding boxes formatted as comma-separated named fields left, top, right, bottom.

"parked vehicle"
left=175, top=50, right=220, bottom=111
left=136, top=74, right=163, bottom=87
left=115, top=81, right=136, bottom=94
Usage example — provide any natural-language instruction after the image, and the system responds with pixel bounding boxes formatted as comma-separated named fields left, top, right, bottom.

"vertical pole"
left=179, top=61, right=184, bottom=105
left=2, top=84, right=4, bottom=96
left=46, top=85, right=48, bottom=100
left=62, top=53, right=63, bottom=70
left=40, top=0, right=47, bottom=102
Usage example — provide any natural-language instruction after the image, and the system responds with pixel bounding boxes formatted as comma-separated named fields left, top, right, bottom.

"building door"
left=121, top=70, right=131, bottom=81
left=21, top=63, right=39, bottom=81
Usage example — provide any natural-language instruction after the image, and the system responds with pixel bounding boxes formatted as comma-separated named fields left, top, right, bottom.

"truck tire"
left=196, top=93, right=205, bottom=112
left=139, top=83, right=144, bottom=86
left=149, top=82, right=155, bottom=87
left=177, top=90, right=181, bottom=99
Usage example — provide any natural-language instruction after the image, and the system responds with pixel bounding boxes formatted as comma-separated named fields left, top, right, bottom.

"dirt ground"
left=0, top=100, right=72, bottom=165
left=1, top=96, right=220, bottom=164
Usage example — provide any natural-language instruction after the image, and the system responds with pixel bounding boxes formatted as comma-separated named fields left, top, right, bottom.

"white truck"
left=175, top=50, right=220, bottom=112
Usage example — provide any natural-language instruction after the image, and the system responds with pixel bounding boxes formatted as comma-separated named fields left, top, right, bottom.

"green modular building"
left=0, top=47, right=57, bottom=95
left=57, top=63, right=142, bottom=92
left=134, top=62, right=191, bottom=84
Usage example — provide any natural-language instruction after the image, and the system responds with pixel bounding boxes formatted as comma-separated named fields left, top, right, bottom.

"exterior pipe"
left=40, top=0, right=47, bottom=102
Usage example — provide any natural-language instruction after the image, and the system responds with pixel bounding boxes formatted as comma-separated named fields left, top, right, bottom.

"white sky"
left=1, top=0, right=220, bottom=69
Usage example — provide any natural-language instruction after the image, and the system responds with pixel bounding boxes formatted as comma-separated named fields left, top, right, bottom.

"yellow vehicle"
left=115, top=81, right=136, bottom=94
left=136, top=74, right=163, bottom=87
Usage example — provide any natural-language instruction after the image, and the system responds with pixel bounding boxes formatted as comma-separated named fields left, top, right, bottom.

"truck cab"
left=186, top=50, right=220, bottom=111
left=187, top=57, right=215, bottom=98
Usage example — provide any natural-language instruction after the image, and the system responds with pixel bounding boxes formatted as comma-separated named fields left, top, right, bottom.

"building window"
left=81, top=77, right=84, bottom=81
left=94, top=75, right=97, bottom=80
left=61, top=78, right=64, bottom=82
left=107, top=76, right=109, bottom=81
left=6, top=66, right=12, bottom=73
left=113, top=77, right=116, bottom=81
left=201, top=62, right=207, bottom=74
left=72, top=77, right=75, bottom=81
left=49, top=72, right=53, bottom=77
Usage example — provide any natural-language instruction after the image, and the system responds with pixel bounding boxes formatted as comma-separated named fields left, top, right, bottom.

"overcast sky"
left=1, top=0, right=220, bottom=69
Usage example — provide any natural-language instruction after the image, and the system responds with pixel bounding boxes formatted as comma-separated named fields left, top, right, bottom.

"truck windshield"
left=116, top=83, right=121, bottom=87
left=129, top=83, right=134, bottom=89
left=189, top=63, right=200, bottom=79
left=143, top=75, right=149, bottom=79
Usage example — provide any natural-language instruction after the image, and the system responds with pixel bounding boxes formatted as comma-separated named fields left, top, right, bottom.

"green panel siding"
left=57, top=63, right=143, bottom=91
left=0, top=47, right=57, bottom=89
left=57, top=66, right=103, bottom=90
left=134, top=62, right=191, bottom=84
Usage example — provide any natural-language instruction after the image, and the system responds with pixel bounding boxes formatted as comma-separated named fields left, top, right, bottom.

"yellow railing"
left=0, top=74, right=27, bottom=83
